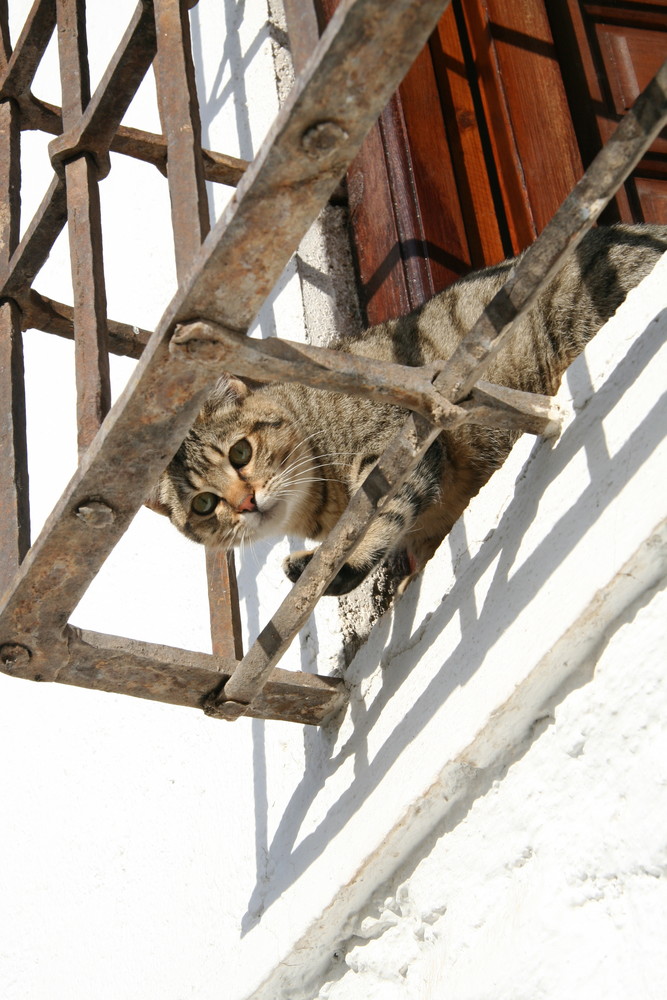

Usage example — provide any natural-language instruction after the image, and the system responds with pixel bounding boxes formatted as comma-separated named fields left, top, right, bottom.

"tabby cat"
left=148, top=224, right=666, bottom=594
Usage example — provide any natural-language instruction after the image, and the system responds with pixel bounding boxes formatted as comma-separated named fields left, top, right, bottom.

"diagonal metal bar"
left=0, top=173, right=67, bottom=296
left=0, top=0, right=56, bottom=100
left=438, top=64, right=667, bottom=401
left=210, top=58, right=667, bottom=715
left=170, top=0, right=456, bottom=332
left=0, top=0, right=455, bottom=685
left=57, top=0, right=112, bottom=453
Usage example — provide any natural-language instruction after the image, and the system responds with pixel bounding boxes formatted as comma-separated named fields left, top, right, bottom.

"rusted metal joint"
left=75, top=500, right=116, bottom=527
left=201, top=689, right=249, bottom=721
left=170, top=319, right=245, bottom=361
left=48, top=134, right=112, bottom=180
left=301, top=120, right=349, bottom=159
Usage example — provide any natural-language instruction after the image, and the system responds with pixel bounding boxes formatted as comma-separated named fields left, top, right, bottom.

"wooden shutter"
left=317, top=0, right=666, bottom=324
left=547, top=0, right=667, bottom=224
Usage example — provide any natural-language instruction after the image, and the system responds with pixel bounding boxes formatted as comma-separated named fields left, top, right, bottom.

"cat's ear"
left=144, top=484, right=171, bottom=518
left=205, top=373, right=251, bottom=408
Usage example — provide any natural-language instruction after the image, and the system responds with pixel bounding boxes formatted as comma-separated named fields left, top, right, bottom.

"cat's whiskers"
left=274, top=476, right=348, bottom=495
left=271, top=452, right=354, bottom=494
left=216, top=523, right=237, bottom=549
left=270, top=468, right=349, bottom=504
left=278, top=430, right=323, bottom=469
left=281, top=449, right=356, bottom=473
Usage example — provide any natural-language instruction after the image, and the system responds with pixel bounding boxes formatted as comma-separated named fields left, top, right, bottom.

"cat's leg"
left=283, top=441, right=444, bottom=595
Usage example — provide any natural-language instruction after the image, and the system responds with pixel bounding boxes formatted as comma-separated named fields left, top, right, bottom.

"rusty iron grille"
left=0, top=0, right=665, bottom=726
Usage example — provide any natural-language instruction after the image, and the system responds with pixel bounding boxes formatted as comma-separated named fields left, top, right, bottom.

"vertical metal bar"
left=0, top=3, right=30, bottom=594
left=205, top=548, right=243, bottom=660
left=153, top=0, right=209, bottom=277
left=56, top=0, right=111, bottom=453
left=154, top=0, right=243, bottom=659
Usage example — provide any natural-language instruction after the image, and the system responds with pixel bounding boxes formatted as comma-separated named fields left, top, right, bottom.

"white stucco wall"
left=0, top=3, right=665, bottom=1000
left=315, top=583, right=667, bottom=1000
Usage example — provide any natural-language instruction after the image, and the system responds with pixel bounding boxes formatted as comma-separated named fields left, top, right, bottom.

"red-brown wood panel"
left=547, top=0, right=667, bottom=223
left=394, top=46, right=464, bottom=298
left=346, top=110, right=413, bottom=325
left=468, top=0, right=583, bottom=240
left=430, top=8, right=509, bottom=266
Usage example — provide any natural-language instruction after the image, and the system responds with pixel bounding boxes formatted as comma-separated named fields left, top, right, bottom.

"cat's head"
left=147, top=375, right=316, bottom=548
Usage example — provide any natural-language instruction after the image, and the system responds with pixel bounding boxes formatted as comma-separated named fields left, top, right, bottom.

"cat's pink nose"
left=237, top=493, right=257, bottom=513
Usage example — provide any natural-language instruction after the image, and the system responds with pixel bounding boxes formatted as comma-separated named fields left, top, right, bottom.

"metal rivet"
left=0, top=643, right=32, bottom=672
left=301, top=121, right=349, bottom=158
left=75, top=501, right=115, bottom=527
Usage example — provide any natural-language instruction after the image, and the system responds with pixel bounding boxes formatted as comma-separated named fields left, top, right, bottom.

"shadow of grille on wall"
left=0, top=0, right=665, bottom=726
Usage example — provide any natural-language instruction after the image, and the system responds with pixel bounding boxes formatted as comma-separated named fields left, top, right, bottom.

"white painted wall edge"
left=239, top=252, right=667, bottom=1000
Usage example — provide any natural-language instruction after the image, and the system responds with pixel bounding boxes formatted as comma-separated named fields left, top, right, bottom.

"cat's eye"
left=191, top=492, right=220, bottom=516
left=229, top=438, right=252, bottom=468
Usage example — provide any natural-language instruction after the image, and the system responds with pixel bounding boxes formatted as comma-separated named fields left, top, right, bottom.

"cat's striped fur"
left=149, top=224, right=667, bottom=594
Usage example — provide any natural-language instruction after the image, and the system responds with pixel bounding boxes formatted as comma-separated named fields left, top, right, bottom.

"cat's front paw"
left=283, top=550, right=314, bottom=583
left=282, top=550, right=370, bottom=595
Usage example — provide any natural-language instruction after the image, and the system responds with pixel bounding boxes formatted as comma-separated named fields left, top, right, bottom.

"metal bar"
left=154, top=0, right=209, bottom=277
left=57, top=0, right=111, bottom=453
left=461, top=381, right=564, bottom=438
left=0, top=0, right=56, bottom=101
left=282, top=0, right=321, bottom=76
left=17, top=289, right=151, bottom=360
left=205, top=548, right=244, bottom=660
left=0, top=9, right=30, bottom=593
left=0, top=0, right=455, bottom=691
left=0, top=296, right=29, bottom=594
left=0, top=173, right=67, bottom=296
left=0, top=627, right=346, bottom=725
left=170, top=319, right=563, bottom=436
left=17, top=96, right=248, bottom=186
left=208, top=57, right=667, bottom=715
left=153, top=0, right=243, bottom=662
left=48, top=0, right=157, bottom=177
left=17, top=292, right=563, bottom=437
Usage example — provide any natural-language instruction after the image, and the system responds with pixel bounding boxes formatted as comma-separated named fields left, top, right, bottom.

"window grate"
left=0, top=0, right=665, bottom=726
